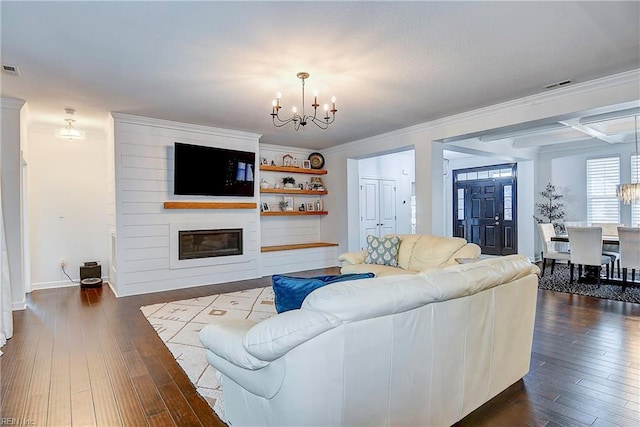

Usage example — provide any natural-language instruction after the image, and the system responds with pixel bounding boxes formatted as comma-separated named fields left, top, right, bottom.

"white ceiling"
left=1, top=1, right=639, bottom=149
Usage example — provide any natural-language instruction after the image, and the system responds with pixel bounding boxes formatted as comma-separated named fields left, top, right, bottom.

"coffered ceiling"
left=1, top=1, right=639, bottom=150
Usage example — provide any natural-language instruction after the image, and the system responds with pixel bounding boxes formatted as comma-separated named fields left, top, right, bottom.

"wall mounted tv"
left=174, top=142, right=255, bottom=197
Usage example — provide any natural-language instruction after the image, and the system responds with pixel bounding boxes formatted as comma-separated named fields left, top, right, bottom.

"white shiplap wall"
left=258, top=144, right=340, bottom=273
left=111, top=114, right=261, bottom=297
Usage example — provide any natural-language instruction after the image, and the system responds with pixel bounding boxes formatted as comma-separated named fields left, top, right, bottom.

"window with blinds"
left=586, top=156, right=620, bottom=223
left=632, top=154, right=640, bottom=226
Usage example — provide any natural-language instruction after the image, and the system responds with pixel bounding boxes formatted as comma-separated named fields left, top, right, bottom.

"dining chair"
left=591, top=222, right=622, bottom=278
left=566, top=226, right=612, bottom=284
left=537, top=223, right=570, bottom=277
left=617, top=227, right=640, bottom=291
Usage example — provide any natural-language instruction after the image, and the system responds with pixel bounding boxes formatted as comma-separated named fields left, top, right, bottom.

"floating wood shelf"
left=259, top=165, right=327, bottom=175
left=260, top=188, right=328, bottom=195
left=261, top=211, right=328, bottom=216
left=164, top=202, right=257, bottom=210
left=261, top=242, right=339, bottom=252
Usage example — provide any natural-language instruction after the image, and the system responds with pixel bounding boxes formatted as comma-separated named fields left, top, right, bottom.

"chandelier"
left=617, top=115, right=640, bottom=204
left=271, top=72, right=337, bottom=131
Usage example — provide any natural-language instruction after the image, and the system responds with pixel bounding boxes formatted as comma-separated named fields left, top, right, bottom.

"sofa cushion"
left=408, top=235, right=468, bottom=271
left=272, top=273, right=375, bottom=313
left=364, top=235, right=400, bottom=266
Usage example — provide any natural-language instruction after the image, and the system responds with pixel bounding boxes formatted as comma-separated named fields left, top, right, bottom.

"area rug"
left=538, top=264, right=640, bottom=304
left=140, top=287, right=277, bottom=422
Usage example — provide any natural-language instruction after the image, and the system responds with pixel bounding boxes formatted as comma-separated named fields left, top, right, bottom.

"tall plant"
left=534, top=183, right=565, bottom=232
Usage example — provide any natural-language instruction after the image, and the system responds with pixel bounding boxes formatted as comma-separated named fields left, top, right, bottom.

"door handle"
left=495, top=221, right=500, bottom=225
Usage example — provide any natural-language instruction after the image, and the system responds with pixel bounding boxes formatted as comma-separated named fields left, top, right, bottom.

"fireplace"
left=178, top=228, right=243, bottom=260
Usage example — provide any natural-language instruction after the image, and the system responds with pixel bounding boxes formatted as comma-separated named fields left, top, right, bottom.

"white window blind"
left=586, top=156, right=620, bottom=223
left=632, top=154, right=640, bottom=226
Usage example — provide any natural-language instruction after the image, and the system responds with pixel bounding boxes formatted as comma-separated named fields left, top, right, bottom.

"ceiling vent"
left=2, top=64, right=20, bottom=77
left=544, top=79, right=572, bottom=90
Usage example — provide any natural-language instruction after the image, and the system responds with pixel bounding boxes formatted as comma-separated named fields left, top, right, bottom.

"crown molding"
left=0, top=97, right=26, bottom=110
left=325, top=69, right=640, bottom=156
left=111, top=112, right=262, bottom=142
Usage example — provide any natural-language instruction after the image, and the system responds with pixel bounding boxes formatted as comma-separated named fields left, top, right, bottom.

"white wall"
left=538, top=143, right=637, bottom=227
left=111, top=114, right=262, bottom=297
left=27, top=125, right=109, bottom=289
left=357, top=150, right=415, bottom=235
left=1, top=98, right=26, bottom=309
left=322, top=70, right=639, bottom=254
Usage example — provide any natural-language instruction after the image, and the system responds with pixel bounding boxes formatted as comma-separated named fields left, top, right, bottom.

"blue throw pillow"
left=272, top=273, right=375, bottom=313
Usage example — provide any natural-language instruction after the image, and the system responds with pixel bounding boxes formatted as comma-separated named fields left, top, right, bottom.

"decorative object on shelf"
left=299, top=204, right=306, bottom=212
left=55, top=108, right=86, bottom=140
left=271, top=72, right=337, bottom=131
left=260, top=157, right=269, bottom=166
left=316, top=199, right=323, bottom=212
left=283, top=196, right=294, bottom=211
left=298, top=183, right=304, bottom=190
left=308, top=152, right=325, bottom=169
left=617, top=115, right=640, bottom=204
left=270, top=160, right=276, bottom=166
left=534, top=183, right=565, bottom=233
left=283, top=153, right=294, bottom=167
left=282, top=176, right=296, bottom=188
left=302, top=159, right=312, bottom=169
left=260, top=179, right=270, bottom=189
left=306, top=202, right=315, bottom=212
left=310, top=176, right=324, bottom=191
left=261, top=202, right=270, bottom=212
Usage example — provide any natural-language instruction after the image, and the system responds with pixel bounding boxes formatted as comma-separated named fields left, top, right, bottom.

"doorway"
left=359, top=178, right=397, bottom=249
left=453, top=163, right=517, bottom=255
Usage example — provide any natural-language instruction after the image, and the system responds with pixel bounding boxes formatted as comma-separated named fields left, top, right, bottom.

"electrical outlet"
left=60, top=259, right=66, bottom=268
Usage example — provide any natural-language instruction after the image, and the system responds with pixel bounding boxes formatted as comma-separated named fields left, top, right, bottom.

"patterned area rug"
left=538, top=264, right=640, bottom=303
left=140, top=287, right=276, bottom=422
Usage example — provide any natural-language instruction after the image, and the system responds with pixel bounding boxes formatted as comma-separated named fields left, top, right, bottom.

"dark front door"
left=453, top=164, right=517, bottom=256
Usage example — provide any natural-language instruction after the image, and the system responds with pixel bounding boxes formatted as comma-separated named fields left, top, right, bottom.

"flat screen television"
left=174, top=142, right=255, bottom=197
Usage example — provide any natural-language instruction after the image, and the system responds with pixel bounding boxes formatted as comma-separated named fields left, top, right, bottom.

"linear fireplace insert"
left=178, top=228, right=243, bottom=260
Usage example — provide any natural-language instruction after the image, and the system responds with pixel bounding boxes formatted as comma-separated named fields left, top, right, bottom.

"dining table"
left=550, top=235, right=619, bottom=245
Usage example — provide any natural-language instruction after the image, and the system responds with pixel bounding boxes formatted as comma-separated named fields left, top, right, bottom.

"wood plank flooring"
left=1, top=267, right=639, bottom=426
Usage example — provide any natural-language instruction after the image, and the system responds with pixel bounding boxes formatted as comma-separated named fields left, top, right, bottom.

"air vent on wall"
left=544, top=79, right=572, bottom=90
left=2, top=64, right=20, bottom=77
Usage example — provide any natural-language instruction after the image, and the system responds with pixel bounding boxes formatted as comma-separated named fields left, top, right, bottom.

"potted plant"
left=534, top=182, right=566, bottom=233
left=282, top=176, right=296, bottom=188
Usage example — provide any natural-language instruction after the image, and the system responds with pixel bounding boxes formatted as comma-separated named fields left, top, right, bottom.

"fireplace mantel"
left=164, top=201, right=257, bottom=210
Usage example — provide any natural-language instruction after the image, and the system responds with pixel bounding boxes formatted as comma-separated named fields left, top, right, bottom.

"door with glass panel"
left=453, top=164, right=517, bottom=256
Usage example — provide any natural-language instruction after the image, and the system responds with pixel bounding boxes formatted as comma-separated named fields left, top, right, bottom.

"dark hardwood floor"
left=2, top=267, right=639, bottom=426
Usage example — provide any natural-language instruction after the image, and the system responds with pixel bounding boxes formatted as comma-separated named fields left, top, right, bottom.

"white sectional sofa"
left=199, top=255, right=540, bottom=426
left=338, top=234, right=481, bottom=277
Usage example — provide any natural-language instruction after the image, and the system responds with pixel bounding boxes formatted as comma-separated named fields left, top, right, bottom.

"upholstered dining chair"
left=537, top=223, right=570, bottom=277
left=617, top=227, right=640, bottom=290
left=566, top=226, right=612, bottom=284
left=591, top=222, right=622, bottom=278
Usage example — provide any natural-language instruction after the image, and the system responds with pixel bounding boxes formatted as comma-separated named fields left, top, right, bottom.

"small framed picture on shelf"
left=283, top=196, right=294, bottom=211
left=283, top=154, right=294, bottom=167
left=306, top=202, right=315, bottom=212
left=302, top=159, right=311, bottom=169
left=261, top=202, right=270, bottom=212
left=260, top=157, right=269, bottom=166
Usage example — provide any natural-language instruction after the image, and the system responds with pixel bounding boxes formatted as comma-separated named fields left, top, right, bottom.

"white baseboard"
left=12, top=300, right=26, bottom=311
left=31, top=275, right=109, bottom=291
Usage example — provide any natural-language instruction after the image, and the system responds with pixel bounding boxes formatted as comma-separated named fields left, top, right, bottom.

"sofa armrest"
left=338, top=250, right=367, bottom=266
left=243, top=309, right=342, bottom=361
left=199, top=319, right=269, bottom=370
left=448, top=243, right=481, bottom=265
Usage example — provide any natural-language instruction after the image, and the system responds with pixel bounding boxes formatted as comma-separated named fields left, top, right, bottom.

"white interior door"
left=359, top=178, right=396, bottom=249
